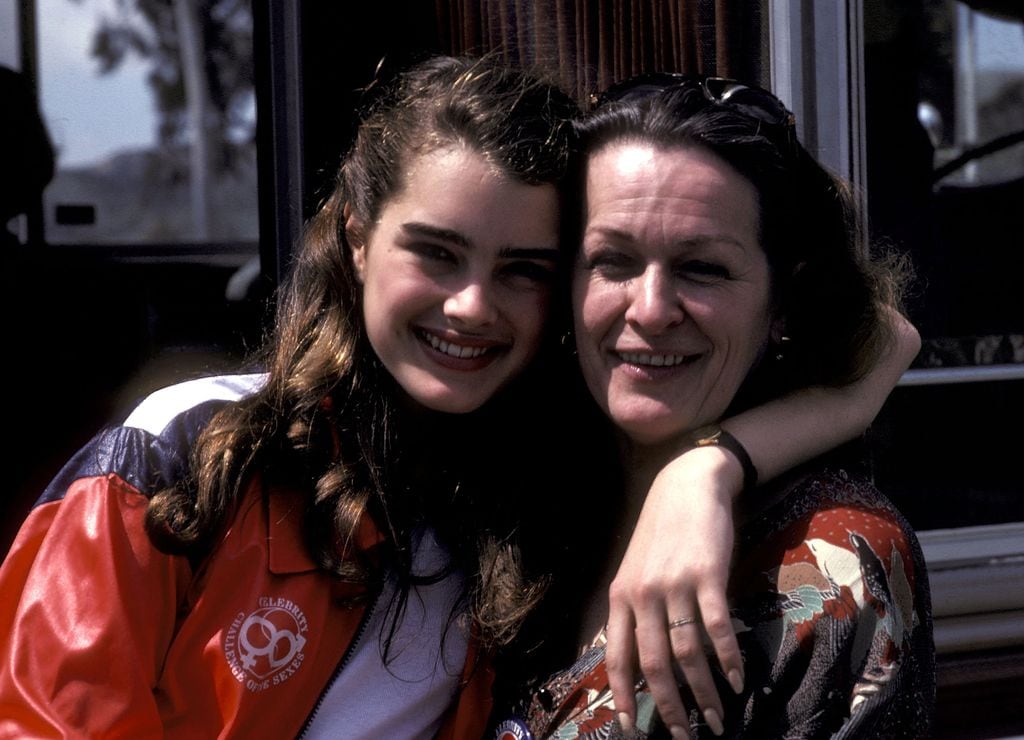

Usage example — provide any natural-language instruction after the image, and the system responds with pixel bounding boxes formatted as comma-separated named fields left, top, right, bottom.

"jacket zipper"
left=296, top=587, right=382, bottom=738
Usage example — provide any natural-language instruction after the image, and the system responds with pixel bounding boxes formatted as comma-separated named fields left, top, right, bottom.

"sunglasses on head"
left=593, top=72, right=797, bottom=140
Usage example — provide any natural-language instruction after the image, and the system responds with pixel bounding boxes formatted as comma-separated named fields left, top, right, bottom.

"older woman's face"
left=573, top=142, right=774, bottom=446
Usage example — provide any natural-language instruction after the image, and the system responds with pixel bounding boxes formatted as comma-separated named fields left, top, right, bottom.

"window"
left=858, top=0, right=1023, bottom=532
left=34, top=0, right=258, bottom=246
left=3, top=0, right=263, bottom=557
left=0, top=5, right=16, bottom=67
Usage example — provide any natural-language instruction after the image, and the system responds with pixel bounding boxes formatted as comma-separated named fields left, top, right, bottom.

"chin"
left=418, top=393, right=489, bottom=415
left=614, top=414, right=688, bottom=447
left=400, top=380, right=490, bottom=415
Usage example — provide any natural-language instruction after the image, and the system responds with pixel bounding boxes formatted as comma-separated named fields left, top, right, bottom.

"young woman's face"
left=573, top=142, right=774, bottom=446
left=351, top=146, right=561, bottom=414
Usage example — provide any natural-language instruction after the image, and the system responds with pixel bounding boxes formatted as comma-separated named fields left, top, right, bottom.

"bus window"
left=35, top=0, right=258, bottom=246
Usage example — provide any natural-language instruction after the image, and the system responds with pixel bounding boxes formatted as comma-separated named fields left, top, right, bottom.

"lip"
left=416, top=328, right=509, bottom=371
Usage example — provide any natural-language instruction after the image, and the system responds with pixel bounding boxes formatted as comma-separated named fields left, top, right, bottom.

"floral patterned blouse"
left=494, top=468, right=935, bottom=739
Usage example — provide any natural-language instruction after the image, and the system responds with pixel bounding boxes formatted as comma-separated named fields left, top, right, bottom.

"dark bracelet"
left=687, top=424, right=759, bottom=492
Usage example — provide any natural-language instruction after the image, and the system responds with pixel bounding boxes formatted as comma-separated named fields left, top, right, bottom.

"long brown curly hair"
left=144, top=55, right=581, bottom=650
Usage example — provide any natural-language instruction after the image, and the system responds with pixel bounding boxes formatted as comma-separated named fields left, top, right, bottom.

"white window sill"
left=919, top=522, right=1024, bottom=654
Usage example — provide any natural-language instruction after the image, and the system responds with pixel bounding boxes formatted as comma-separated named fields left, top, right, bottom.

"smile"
left=419, top=329, right=501, bottom=359
left=616, top=351, right=692, bottom=367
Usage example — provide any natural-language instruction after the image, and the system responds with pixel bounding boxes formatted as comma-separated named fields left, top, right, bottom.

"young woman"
left=0, top=58, right=918, bottom=738
left=498, top=75, right=933, bottom=739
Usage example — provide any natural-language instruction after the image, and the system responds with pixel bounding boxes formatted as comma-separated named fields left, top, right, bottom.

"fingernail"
left=669, top=725, right=690, bottom=740
left=728, top=668, right=744, bottom=694
left=704, top=708, right=724, bottom=736
left=617, top=712, right=634, bottom=733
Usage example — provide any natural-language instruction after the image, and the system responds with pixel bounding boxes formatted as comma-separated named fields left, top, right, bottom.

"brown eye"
left=677, top=260, right=730, bottom=283
left=413, top=243, right=456, bottom=263
left=583, top=249, right=638, bottom=280
left=504, top=261, right=555, bottom=283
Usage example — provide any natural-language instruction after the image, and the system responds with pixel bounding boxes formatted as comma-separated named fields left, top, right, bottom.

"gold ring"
left=669, top=616, right=697, bottom=629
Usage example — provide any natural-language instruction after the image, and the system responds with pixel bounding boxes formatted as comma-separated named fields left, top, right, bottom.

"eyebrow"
left=403, top=222, right=561, bottom=262
left=674, top=234, right=750, bottom=252
left=402, top=222, right=469, bottom=248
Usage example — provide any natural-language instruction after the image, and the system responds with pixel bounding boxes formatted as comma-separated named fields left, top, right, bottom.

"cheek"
left=572, top=286, right=616, bottom=393
left=724, top=298, right=774, bottom=368
left=571, top=277, right=592, bottom=347
left=361, top=270, right=427, bottom=344
left=574, top=278, right=617, bottom=341
left=514, top=289, right=554, bottom=350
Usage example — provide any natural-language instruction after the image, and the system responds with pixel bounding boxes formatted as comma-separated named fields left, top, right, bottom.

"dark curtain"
left=434, top=0, right=764, bottom=104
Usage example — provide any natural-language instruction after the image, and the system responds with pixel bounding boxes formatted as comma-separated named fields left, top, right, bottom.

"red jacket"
left=0, top=377, right=493, bottom=738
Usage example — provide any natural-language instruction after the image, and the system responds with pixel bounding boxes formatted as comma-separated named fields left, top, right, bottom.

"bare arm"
left=605, top=311, right=920, bottom=737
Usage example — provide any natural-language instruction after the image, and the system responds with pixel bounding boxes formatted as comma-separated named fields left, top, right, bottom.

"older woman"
left=495, top=76, right=934, bottom=739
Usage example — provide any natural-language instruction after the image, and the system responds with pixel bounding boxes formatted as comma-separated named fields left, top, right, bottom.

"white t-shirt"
left=301, top=528, right=470, bottom=739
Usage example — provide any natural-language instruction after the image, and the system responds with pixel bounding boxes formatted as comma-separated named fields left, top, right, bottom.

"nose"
left=444, top=279, right=498, bottom=328
left=625, top=266, right=684, bottom=333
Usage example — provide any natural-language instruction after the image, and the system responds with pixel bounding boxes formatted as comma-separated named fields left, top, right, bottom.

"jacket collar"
left=265, top=482, right=386, bottom=575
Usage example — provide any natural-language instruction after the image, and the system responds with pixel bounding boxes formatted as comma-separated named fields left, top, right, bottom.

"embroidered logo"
left=224, top=597, right=309, bottom=692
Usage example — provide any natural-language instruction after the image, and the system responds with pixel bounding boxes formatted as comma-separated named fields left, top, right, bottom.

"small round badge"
left=492, top=716, right=534, bottom=740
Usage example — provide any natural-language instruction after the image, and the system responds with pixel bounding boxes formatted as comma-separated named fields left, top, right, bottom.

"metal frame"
left=253, top=0, right=305, bottom=289
left=769, top=0, right=865, bottom=190
left=769, top=0, right=868, bottom=244
left=899, top=364, right=1024, bottom=386
left=15, top=0, right=45, bottom=246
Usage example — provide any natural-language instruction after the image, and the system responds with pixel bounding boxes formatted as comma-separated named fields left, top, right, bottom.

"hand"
left=606, top=446, right=744, bottom=738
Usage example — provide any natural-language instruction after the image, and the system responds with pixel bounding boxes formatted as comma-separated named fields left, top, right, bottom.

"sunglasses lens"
left=714, top=84, right=789, bottom=125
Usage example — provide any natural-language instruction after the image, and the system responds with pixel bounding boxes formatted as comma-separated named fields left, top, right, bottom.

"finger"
left=667, top=616, right=724, bottom=737
left=633, top=598, right=693, bottom=739
left=605, top=589, right=637, bottom=729
left=695, top=584, right=744, bottom=695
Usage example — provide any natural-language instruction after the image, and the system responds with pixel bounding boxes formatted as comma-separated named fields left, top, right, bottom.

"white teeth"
left=423, top=331, right=489, bottom=359
left=618, top=351, right=689, bottom=367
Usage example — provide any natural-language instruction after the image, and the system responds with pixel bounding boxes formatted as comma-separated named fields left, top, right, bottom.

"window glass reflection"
left=37, top=0, right=257, bottom=244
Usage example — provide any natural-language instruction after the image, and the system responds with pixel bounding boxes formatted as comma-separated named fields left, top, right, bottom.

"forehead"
left=582, top=141, right=760, bottom=246
left=384, top=146, right=560, bottom=244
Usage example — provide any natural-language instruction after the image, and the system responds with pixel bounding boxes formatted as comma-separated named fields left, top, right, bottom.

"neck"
left=617, top=430, right=690, bottom=514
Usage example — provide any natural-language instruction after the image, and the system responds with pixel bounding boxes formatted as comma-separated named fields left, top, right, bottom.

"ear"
left=344, top=202, right=367, bottom=284
left=770, top=260, right=804, bottom=342
left=770, top=314, right=787, bottom=344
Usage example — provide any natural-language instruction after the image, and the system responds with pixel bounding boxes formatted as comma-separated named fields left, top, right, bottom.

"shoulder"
left=735, top=466, right=931, bottom=645
left=122, top=372, right=266, bottom=436
left=789, top=470, right=922, bottom=585
left=38, top=373, right=267, bottom=508
left=736, top=466, right=931, bottom=659
left=743, top=468, right=917, bottom=553
left=733, top=467, right=934, bottom=732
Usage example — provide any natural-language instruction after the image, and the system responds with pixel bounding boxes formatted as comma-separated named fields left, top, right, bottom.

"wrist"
left=685, top=424, right=758, bottom=493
